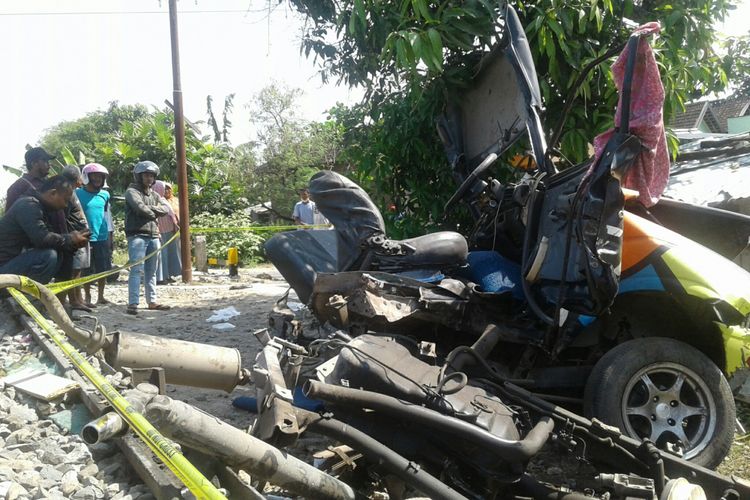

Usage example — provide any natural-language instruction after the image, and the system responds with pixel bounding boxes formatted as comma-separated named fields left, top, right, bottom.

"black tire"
left=583, top=337, right=735, bottom=469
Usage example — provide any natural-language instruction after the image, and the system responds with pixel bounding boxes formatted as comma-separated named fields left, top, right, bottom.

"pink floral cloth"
left=593, top=22, right=668, bottom=207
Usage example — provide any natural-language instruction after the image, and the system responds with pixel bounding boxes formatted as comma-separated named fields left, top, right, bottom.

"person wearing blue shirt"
left=78, top=163, right=112, bottom=305
left=293, top=188, right=316, bottom=226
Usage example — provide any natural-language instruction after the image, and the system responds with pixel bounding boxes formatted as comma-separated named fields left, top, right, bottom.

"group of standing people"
left=0, top=147, right=181, bottom=315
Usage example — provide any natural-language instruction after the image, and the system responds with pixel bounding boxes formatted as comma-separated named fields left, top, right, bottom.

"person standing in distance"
left=293, top=188, right=316, bottom=226
left=124, top=161, right=171, bottom=314
left=153, top=180, right=181, bottom=284
left=78, top=163, right=112, bottom=306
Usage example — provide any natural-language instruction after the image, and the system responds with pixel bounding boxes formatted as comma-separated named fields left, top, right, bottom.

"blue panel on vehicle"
left=395, top=269, right=446, bottom=283
left=233, top=386, right=324, bottom=413
left=578, top=315, right=596, bottom=326
left=459, top=251, right=524, bottom=299
left=619, top=264, right=665, bottom=294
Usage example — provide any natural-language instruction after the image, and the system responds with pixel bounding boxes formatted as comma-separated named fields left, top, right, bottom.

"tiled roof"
left=670, top=96, right=750, bottom=133
left=702, top=106, right=722, bottom=133
left=711, top=97, right=750, bottom=132
left=670, top=101, right=708, bottom=130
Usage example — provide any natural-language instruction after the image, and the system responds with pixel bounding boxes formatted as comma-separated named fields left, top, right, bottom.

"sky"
left=0, top=0, right=363, bottom=189
left=0, top=0, right=748, bottom=191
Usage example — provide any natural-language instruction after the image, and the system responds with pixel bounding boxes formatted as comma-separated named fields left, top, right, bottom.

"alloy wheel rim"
left=620, top=362, right=715, bottom=460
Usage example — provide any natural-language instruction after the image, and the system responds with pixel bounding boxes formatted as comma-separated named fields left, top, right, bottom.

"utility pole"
left=168, top=0, right=192, bottom=283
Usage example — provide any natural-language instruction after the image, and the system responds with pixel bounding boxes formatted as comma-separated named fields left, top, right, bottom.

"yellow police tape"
left=46, top=231, right=182, bottom=294
left=191, top=224, right=330, bottom=233
left=47, top=223, right=331, bottom=293
left=8, top=283, right=227, bottom=500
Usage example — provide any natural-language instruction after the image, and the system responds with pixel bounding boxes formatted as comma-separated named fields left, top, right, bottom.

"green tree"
left=41, top=102, right=150, bottom=160
left=290, top=0, right=746, bottom=237
left=206, top=94, right=236, bottom=144
left=724, top=33, right=750, bottom=98
left=40, top=103, right=246, bottom=215
left=245, top=83, right=348, bottom=219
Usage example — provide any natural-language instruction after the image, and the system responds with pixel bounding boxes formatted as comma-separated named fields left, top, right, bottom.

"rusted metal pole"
left=168, top=0, right=192, bottom=283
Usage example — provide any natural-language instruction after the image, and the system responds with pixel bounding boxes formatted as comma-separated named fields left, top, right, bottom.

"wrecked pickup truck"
left=265, top=0, right=750, bottom=480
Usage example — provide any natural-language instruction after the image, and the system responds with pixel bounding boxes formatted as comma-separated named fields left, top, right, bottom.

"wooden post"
left=169, top=0, right=192, bottom=283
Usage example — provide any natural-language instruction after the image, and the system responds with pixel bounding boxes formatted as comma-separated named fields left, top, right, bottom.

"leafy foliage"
left=41, top=102, right=150, bottom=161
left=190, top=212, right=266, bottom=264
left=290, top=0, right=746, bottom=236
left=245, top=83, right=351, bottom=219
left=724, top=33, right=750, bottom=98
left=41, top=103, right=249, bottom=215
left=206, top=94, right=236, bottom=144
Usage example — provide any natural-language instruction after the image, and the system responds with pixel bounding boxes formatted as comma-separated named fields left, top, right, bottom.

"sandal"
left=148, top=303, right=171, bottom=311
left=71, top=304, right=93, bottom=313
left=126, top=305, right=138, bottom=315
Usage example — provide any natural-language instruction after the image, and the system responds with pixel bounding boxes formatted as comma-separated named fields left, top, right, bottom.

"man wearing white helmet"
left=124, top=161, right=171, bottom=314
left=78, top=163, right=112, bottom=307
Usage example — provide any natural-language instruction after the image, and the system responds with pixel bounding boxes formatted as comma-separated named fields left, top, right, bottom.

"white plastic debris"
left=287, top=301, right=305, bottom=312
left=206, top=306, right=241, bottom=323
left=212, top=322, right=236, bottom=331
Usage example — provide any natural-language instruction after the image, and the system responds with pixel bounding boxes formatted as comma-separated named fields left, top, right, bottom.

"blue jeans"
left=127, top=236, right=160, bottom=306
left=0, top=248, right=61, bottom=284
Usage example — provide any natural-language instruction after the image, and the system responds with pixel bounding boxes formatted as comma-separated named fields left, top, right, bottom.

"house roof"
left=666, top=134, right=750, bottom=205
left=670, top=96, right=750, bottom=133
left=702, top=106, right=722, bottom=133
left=670, top=101, right=707, bottom=130
left=711, top=97, right=750, bottom=131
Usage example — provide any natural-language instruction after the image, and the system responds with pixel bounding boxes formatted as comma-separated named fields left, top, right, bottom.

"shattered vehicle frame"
left=265, top=0, right=750, bottom=481
left=251, top=327, right=750, bottom=499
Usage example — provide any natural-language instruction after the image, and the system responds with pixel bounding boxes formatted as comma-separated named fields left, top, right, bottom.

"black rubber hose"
left=518, top=181, right=555, bottom=326
left=516, top=473, right=593, bottom=499
left=296, top=409, right=468, bottom=500
left=444, top=345, right=531, bottom=386
left=304, top=380, right=554, bottom=463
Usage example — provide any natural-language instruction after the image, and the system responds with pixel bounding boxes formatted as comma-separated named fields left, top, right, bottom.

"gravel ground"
left=0, top=318, right=149, bottom=499
left=0, top=265, right=286, bottom=499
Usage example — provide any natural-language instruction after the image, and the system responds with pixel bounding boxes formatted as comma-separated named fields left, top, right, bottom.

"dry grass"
left=718, top=402, right=750, bottom=477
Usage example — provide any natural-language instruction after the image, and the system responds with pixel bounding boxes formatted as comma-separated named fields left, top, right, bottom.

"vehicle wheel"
left=583, top=337, right=735, bottom=469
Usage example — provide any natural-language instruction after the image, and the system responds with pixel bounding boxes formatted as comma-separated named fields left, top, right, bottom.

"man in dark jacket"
left=5, top=147, right=53, bottom=211
left=0, top=176, right=90, bottom=283
left=124, top=161, right=170, bottom=314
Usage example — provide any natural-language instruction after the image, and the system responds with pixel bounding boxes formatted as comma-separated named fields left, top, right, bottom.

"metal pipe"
left=145, top=395, right=356, bottom=500
left=296, top=409, right=468, bottom=500
left=451, top=323, right=504, bottom=371
left=81, top=384, right=159, bottom=445
left=168, top=0, right=192, bottom=283
left=304, top=380, right=554, bottom=463
left=106, top=331, right=246, bottom=392
left=3, top=275, right=247, bottom=391
left=82, top=412, right=127, bottom=445
left=0, top=275, right=107, bottom=352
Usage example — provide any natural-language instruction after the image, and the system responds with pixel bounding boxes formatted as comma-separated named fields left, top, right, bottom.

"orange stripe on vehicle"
left=622, top=212, right=659, bottom=272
